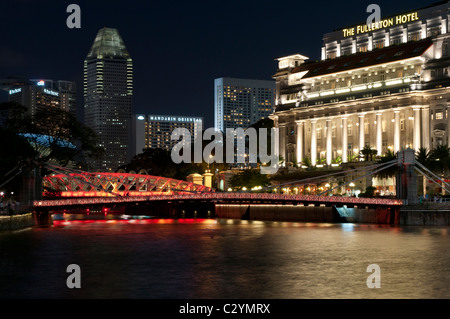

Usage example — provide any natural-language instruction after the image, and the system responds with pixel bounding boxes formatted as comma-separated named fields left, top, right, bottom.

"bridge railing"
left=33, top=192, right=404, bottom=208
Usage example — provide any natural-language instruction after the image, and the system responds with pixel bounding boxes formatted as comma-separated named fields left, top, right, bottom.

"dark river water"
left=1, top=214, right=450, bottom=299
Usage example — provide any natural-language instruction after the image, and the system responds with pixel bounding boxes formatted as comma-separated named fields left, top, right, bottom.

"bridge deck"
left=34, top=193, right=403, bottom=209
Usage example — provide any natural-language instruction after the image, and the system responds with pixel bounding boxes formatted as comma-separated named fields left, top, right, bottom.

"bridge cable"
left=415, top=161, right=450, bottom=192
left=0, top=167, right=23, bottom=189
left=414, top=166, right=450, bottom=195
left=317, top=161, right=398, bottom=196
left=257, top=160, right=397, bottom=192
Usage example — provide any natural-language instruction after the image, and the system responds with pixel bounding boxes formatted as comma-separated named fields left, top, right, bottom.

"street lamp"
left=349, top=182, right=355, bottom=196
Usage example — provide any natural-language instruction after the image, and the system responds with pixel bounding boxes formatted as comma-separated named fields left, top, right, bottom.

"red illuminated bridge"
left=42, top=172, right=213, bottom=197
left=35, top=171, right=403, bottom=210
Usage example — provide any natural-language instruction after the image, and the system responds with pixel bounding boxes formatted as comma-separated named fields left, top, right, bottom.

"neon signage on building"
left=342, top=12, right=419, bottom=37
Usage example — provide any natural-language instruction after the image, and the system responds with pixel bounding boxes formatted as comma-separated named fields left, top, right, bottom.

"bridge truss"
left=43, top=164, right=212, bottom=197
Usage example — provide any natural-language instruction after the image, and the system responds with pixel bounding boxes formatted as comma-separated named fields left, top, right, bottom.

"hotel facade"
left=272, top=1, right=450, bottom=170
left=131, top=114, right=203, bottom=156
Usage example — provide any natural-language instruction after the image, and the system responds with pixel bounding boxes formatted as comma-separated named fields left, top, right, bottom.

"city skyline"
left=0, top=0, right=429, bottom=128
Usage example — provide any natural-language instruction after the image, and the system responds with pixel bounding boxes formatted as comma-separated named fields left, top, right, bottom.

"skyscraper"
left=84, top=27, right=133, bottom=172
left=214, top=77, right=275, bottom=131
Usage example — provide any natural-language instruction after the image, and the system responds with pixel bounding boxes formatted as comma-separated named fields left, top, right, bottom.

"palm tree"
left=373, top=149, right=398, bottom=179
left=372, top=149, right=398, bottom=196
left=301, top=157, right=312, bottom=168
left=416, top=147, right=431, bottom=196
left=360, top=145, right=378, bottom=161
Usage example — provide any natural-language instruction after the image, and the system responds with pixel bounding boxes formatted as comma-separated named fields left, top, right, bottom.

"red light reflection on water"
left=52, top=216, right=214, bottom=227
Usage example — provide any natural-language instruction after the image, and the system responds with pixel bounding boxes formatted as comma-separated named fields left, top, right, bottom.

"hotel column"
left=326, top=119, right=332, bottom=166
left=413, top=107, right=421, bottom=151
left=311, top=120, right=317, bottom=167
left=448, top=106, right=450, bottom=148
left=394, top=110, right=400, bottom=153
left=279, top=124, right=286, bottom=166
left=359, top=114, right=365, bottom=153
left=342, top=117, right=348, bottom=163
left=422, top=107, right=430, bottom=150
left=295, top=120, right=304, bottom=165
left=376, top=113, right=382, bottom=156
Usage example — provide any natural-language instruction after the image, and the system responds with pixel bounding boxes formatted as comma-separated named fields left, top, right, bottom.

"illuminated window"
left=436, top=111, right=444, bottom=120
left=364, top=119, right=370, bottom=134
left=359, top=45, right=368, bottom=53
left=391, top=37, right=402, bottom=45
left=408, top=33, right=421, bottom=41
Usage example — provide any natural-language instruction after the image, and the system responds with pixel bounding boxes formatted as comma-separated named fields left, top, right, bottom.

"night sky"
left=1, top=0, right=431, bottom=128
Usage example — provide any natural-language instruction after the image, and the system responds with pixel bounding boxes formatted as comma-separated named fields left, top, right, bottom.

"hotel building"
left=272, top=1, right=450, bottom=170
left=214, top=77, right=275, bottom=131
left=131, top=114, right=203, bottom=156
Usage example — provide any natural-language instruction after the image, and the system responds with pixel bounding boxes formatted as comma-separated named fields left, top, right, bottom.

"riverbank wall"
left=399, top=203, right=450, bottom=226
left=215, top=204, right=346, bottom=223
left=214, top=204, right=398, bottom=225
left=215, top=203, right=450, bottom=226
left=0, top=213, right=34, bottom=231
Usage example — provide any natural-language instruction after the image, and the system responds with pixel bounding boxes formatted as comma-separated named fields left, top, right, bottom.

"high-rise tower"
left=84, top=27, right=133, bottom=171
left=214, top=77, right=275, bottom=132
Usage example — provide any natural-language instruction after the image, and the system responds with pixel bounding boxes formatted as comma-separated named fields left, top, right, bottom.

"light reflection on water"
left=1, top=214, right=450, bottom=299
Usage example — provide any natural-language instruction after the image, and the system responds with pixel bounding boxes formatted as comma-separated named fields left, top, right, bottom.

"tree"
left=0, top=102, right=104, bottom=207
left=372, top=149, right=398, bottom=179
left=229, top=169, right=270, bottom=191
left=359, top=186, right=377, bottom=197
left=430, top=144, right=450, bottom=176
left=301, top=157, right=312, bottom=168
left=430, top=144, right=450, bottom=194
left=360, top=145, right=377, bottom=161
left=3, top=103, right=104, bottom=169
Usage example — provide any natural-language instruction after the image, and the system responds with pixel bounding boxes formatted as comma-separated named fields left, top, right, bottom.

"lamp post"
left=349, top=182, right=355, bottom=196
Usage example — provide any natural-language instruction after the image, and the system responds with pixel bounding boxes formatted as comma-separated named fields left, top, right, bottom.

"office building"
left=84, top=27, right=133, bottom=171
left=131, top=114, right=203, bottom=156
left=214, top=77, right=275, bottom=131
left=3, top=78, right=76, bottom=117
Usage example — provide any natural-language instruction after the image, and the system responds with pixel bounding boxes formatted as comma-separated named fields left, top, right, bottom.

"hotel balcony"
left=301, top=75, right=416, bottom=99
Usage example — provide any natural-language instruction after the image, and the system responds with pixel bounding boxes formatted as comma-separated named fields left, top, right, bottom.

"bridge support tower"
left=396, top=149, right=417, bottom=205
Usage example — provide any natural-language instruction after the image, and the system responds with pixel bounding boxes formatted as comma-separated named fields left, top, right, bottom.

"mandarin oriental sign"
left=342, top=12, right=419, bottom=37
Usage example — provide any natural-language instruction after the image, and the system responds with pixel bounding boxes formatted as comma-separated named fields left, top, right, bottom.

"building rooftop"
left=86, top=27, right=131, bottom=59
left=288, top=39, right=433, bottom=79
